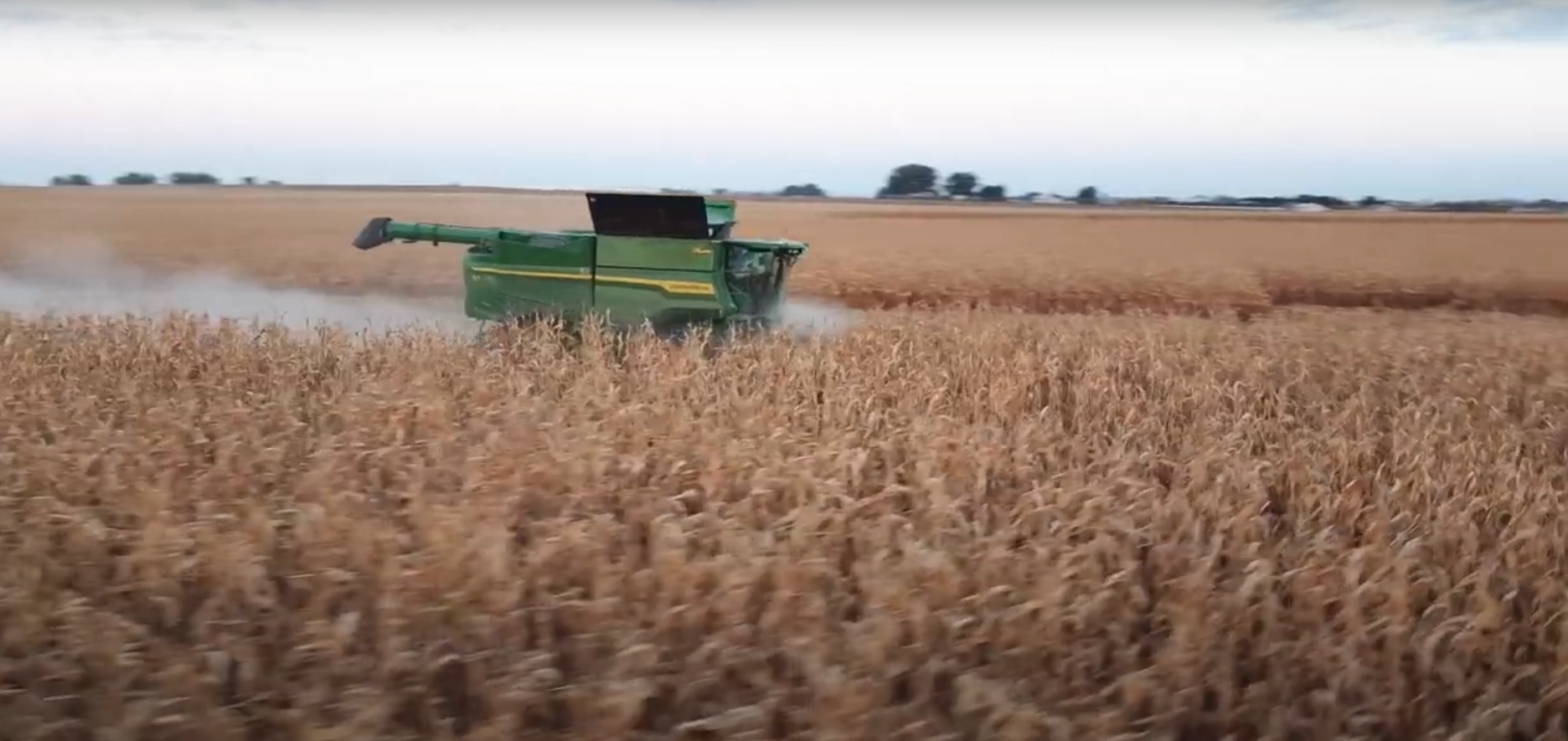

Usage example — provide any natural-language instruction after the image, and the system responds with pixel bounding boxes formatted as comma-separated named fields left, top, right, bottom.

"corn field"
left=4, top=309, right=1568, bottom=740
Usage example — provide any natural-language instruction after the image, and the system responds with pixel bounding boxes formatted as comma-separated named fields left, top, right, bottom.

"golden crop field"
left=5, top=186, right=1568, bottom=316
left=4, top=187, right=1568, bottom=740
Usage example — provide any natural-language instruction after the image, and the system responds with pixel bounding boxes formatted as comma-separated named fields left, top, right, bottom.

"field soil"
left=4, top=187, right=1568, bottom=739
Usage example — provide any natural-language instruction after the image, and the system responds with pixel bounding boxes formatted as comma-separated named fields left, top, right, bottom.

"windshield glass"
left=728, top=246, right=771, bottom=275
left=724, top=244, right=781, bottom=315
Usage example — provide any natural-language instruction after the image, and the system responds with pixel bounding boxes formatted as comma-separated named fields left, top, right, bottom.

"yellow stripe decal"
left=472, top=266, right=590, bottom=280
left=599, top=276, right=715, bottom=296
left=470, top=266, right=714, bottom=296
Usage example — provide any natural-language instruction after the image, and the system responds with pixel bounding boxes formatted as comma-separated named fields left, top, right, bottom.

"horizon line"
left=7, top=181, right=1565, bottom=207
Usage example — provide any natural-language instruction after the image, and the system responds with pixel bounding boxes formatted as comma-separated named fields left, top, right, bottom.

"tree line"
left=868, top=163, right=1094, bottom=203
left=778, top=164, right=1093, bottom=203
left=48, top=172, right=279, bottom=186
left=42, top=166, right=1564, bottom=213
left=46, top=165, right=1076, bottom=203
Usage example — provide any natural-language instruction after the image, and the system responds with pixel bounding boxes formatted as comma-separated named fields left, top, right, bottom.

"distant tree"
left=266, top=180, right=283, bottom=186
left=711, top=187, right=729, bottom=195
left=976, top=184, right=1007, bottom=202
left=1357, top=195, right=1382, bottom=208
left=780, top=183, right=826, bottom=197
left=241, top=176, right=257, bottom=186
left=1429, top=199, right=1509, bottom=213
left=878, top=163, right=939, bottom=198
left=49, top=174, right=92, bottom=186
left=1075, top=185, right=1100, bottom=205
left=169, top=172, right=220, bottom=185
left=1293, top=193, right=1349, bottom=209
left=113, top=172, right=158, bottom=186
left=944, top=172, right=978, bottom=198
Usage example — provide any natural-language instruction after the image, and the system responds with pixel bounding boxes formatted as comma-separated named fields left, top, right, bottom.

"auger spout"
left=352, top=217, right=501, bottom=250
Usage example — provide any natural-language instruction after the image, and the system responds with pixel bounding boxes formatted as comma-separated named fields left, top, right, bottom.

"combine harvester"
left=351, top=192, right=808, bottom=341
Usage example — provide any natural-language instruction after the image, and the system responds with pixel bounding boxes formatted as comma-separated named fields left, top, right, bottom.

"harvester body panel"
left=353, top=192, right=805, bottom=332
left=465, top=231, right=596, bottom=320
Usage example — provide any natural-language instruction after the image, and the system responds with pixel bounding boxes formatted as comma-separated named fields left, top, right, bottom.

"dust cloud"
left=775, top=296, right=863, bottom=337
left=0, top=241, right=861, bottom=340
left=0, top=241, right=473, bottom=334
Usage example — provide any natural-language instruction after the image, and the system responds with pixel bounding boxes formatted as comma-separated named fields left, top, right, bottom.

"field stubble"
left=5, top=309, right=1568, bottom=739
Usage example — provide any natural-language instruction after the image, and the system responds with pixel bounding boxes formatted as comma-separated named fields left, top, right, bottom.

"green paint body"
left=351, top=192, right=807, bottom=332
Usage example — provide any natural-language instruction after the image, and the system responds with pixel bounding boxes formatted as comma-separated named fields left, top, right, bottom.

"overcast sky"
left=1, top=0, right=1565, bottom=200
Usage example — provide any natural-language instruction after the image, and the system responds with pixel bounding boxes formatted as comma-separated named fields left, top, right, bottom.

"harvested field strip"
left=806, top=271, right=1568, bottom=319
left=7, top=189, right=1568, bottom=327
left=4, top=311, right=1568, bottom=738
left=1257, top=275, right=1568, bottom=316
left=826, top=207, right=1568, bottom=225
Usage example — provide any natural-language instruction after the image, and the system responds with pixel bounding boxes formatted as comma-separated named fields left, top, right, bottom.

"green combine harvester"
left=351, top=192, right=808, bottom=338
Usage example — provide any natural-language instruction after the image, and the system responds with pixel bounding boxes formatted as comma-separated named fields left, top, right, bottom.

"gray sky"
left=2, top=0, right=1566, bottom=200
